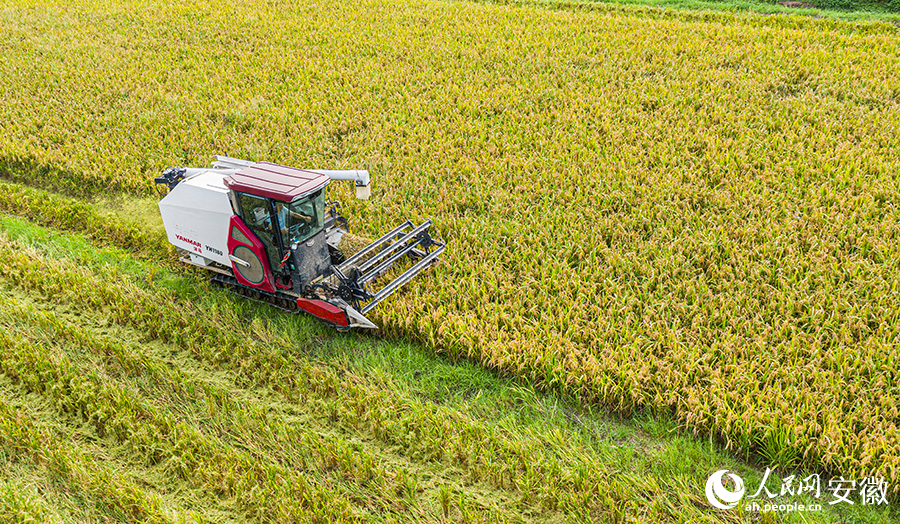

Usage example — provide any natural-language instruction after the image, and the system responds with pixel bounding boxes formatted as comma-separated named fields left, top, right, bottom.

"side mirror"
left=356, top=185, right=371, bottom=200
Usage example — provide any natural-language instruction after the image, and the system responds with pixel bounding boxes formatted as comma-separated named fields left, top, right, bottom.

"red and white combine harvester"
left=155, top=156, right=444, bottom=330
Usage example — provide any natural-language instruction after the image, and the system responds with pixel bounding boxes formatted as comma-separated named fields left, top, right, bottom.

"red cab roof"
left=223, top=162, right=330, bottom=202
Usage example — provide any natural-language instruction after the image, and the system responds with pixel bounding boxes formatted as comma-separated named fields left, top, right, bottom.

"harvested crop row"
left=0, top=319, right=377, bottom=524
left=2, top=0, right=898, bottom=487
left=0, top=297, right=389, bottom=493
left=0, top=396, right=183, bottom=524
left=0, top=293, right=531, bottom=522
left=0, top=180, right=169, bottom=258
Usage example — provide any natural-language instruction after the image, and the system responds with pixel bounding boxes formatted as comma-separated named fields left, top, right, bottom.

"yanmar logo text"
left=176, top=234, right=202, bottom=254
left=176, top=234, right=201, bottom=247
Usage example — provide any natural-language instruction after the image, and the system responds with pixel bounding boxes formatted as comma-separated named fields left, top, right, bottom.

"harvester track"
left=210, top=274, right=300, bottom=313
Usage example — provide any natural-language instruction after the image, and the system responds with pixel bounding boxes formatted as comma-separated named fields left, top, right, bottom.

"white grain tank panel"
left=158, top=171, right=233, bottom=266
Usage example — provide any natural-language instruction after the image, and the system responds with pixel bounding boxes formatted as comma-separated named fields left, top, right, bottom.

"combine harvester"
left=155, top=156, right=444, bottom=330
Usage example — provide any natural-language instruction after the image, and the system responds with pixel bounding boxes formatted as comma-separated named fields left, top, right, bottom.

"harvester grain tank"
left=155, top=156, right=444, bottom=330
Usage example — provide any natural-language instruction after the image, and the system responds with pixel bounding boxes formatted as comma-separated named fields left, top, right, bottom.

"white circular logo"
left=705, top=470, right=745, bottom=510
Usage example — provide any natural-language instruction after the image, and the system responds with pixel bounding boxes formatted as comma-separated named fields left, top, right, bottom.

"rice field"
left=1, top=0, right=899, bottom=516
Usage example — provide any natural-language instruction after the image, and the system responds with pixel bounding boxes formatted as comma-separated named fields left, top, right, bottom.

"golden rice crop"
left=1, top=0, right=899, bottom=492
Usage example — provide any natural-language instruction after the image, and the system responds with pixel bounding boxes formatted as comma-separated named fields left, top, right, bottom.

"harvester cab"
left=155, top=156, right=444, bottom=330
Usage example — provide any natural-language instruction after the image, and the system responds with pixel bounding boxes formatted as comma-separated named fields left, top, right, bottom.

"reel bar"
left=360, top=243, right=445, bottom=314
left=357, top=220, right=433, bottom=275
left=337, top=220, right=413, bottom=271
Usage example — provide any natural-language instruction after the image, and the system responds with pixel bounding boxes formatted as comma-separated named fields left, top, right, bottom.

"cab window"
left=274, top=191, right=326, bottom=245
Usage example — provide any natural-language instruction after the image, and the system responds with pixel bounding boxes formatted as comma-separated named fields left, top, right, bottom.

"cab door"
left=236, top=193, right=283, bottom=276
left=227, top=215, right=276, bottom=293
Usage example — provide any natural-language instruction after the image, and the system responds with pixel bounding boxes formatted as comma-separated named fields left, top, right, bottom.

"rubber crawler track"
left=210, top=274, right=300, bottom=313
